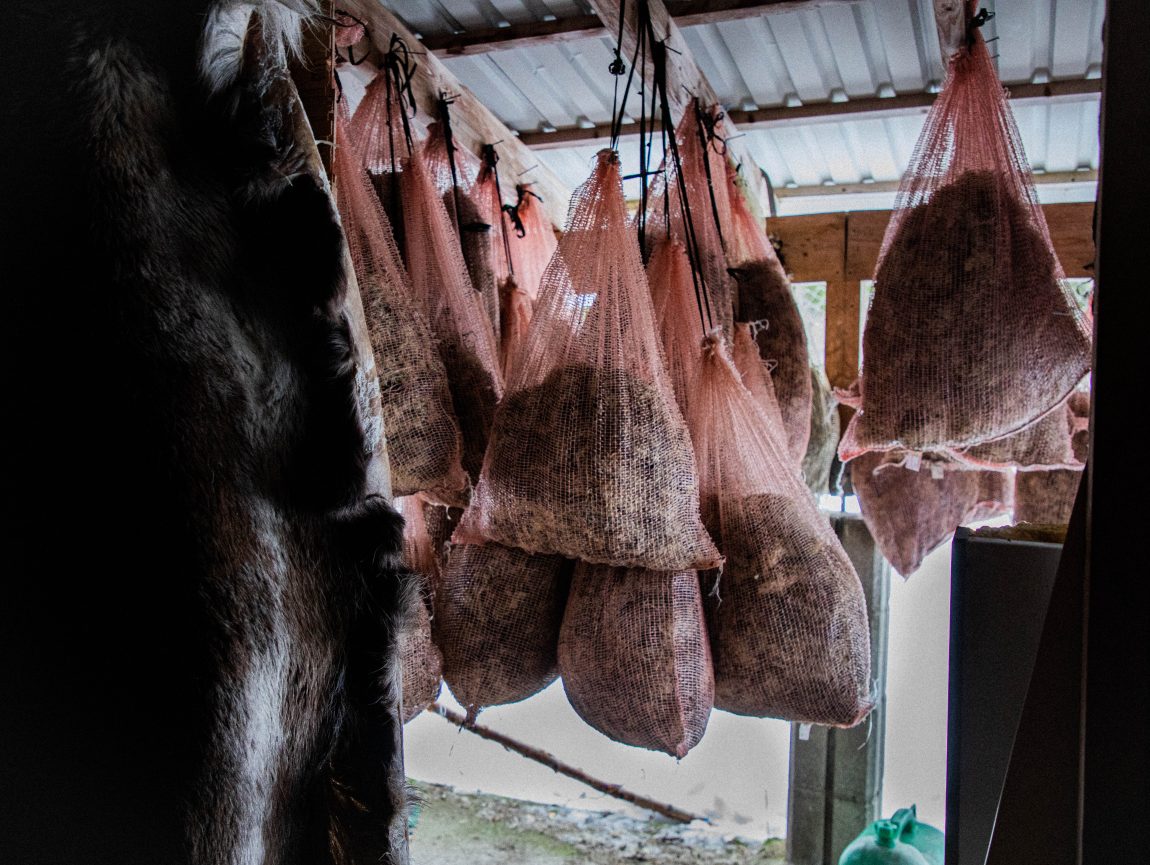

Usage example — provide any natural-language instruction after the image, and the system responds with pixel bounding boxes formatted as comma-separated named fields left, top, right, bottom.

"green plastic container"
left=838, top=805, right=944, bottom=865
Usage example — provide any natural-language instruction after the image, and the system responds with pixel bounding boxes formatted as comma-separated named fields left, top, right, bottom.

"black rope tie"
left=483, top=143, right=515, bottom=280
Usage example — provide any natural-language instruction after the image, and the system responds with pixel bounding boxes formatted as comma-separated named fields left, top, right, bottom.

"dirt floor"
left=409, top=781, right=786, bottom=865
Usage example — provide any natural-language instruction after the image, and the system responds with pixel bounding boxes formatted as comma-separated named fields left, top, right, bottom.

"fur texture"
left=1, top=3, right=409, bottom=863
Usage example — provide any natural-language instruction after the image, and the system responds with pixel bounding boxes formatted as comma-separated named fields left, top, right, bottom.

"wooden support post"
left=787, top=513, right=891, bottom=865
left=336, top=0, right=571, bottom=229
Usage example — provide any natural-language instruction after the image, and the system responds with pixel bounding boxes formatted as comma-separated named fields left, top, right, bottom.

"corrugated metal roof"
left=381, top=0, right=1103, bottom=209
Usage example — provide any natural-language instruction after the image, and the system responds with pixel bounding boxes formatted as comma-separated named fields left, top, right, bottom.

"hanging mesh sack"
left=499, top=275, right=534, bottom=378
left=648, top=237, right=704, bottom=414
left=559, top=563, right=713, bottom=757
left=803, top=367, right=842, bottom=497
left=951, top=397, right=1080, bottom=471
left=400, top=143, right=505, bottom=483
left=433, top=541, right=571, bottom=718
left=840, top=17, right=1090, bottom=459
left=396, top=496, right=444, bottom=722
left=459, top=151, right=720, bottom=571
left=507, top=186, right=559, bottom=303
left=333, top=101, right=469, bottom=505
left=687, top=334, right=871, bottom=725
left=851, top=450, right=982, bottom=578
left=723, top=162, right=812, bottom=464
left=422, top=499, right=463, bottom=575
left=730, top=322, right=787, bottom=446
left=968, top=470, right=1014, bottom=522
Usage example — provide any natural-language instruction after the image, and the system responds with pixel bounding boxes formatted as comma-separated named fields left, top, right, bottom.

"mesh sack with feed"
left=507, top=186, right=559, bottom=303
left=432, top=541, right=571, bottom=718
left=1013, top=389, right=1089, bottom=524
left=642, top=102, right=736, bottom=337
left=731, top=322, right=787, bottom=445
left=559, top=563, right=714, bottom=758
left=347, top=67, right=427, bottom=230
left=459, top=150, right=720, bottom=572
left=399, top=146, right=505, bottom=483
left=422, top=499, right=463, bottom=575
left=723, top=161, right=812, bottom=464
left=333, top=101, right=468, bottom=505
left=687, top=334, right=871, bottom=725
left=396, top=496, right=444, bottom=722
left=839, top=14, right=1090, bottom=459
left=851, top=450, right=982, bottom=578
left=951, top=397, right=1080, bottom=471
left=803, top=366, right=842, bottom=497
left=421, top=124, right=502, bottom=341
left=968, top=470, right=1014, bottom=522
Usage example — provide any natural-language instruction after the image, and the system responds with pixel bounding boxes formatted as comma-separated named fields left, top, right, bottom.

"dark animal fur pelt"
left=0, top=3, right=411, bottom=863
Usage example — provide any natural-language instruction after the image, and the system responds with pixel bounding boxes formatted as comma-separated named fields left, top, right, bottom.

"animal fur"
left=0, top=3, right=411, bottom=863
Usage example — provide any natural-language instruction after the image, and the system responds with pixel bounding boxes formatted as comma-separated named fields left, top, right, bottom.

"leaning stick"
left=426, top=702, right=704, bottom=824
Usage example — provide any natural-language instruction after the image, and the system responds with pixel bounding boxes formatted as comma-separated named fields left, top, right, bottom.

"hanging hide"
left=2, top=5, right=412, bottom=863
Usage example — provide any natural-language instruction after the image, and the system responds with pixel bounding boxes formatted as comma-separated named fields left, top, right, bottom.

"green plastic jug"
left=838, top=805, right=944, bottom=865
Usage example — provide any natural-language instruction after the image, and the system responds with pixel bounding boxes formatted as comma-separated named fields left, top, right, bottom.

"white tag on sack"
left=799, top=723, right=812, bottom=741
left=904, top=452, right=922, bottom=472
left=931, top=462, right=946, bottom=480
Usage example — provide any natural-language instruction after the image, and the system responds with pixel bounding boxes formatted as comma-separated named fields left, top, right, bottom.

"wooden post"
left=787, top=513, right=891, bottom=865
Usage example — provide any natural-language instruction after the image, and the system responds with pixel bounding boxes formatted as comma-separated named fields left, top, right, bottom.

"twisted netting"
left=851, top=450, right=982, bottom=578
left=396, top=496, right=444, bottom=723
left=399, top=150, right=505, bottom=484
left=687, top=335, right=871, bottom=725
left=459, top=151, right=720, bottom=571
left=803, top=366, right=842, bottom=497
left=724, top=161, right=812, bottom=464
left=840, top=23, right=1091, bottom=458
left=333, top=101, right=468, bottom=504
left=432, top=542, right=571, bottom=718
left=642, top=102, right=735, bottom=336
left=730, top=322, right=787, bottom=453
left=559, top=563, right=713, bottom=758
left=952, top=397, right=1080, bottom=471
left=421, top=125, right=502, bottom=342
left=508, top=187, right=559, bottom=303
left=647, top=237, right=705, bottom=415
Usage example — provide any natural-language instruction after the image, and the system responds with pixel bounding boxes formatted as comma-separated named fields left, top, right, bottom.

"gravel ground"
left=409, top=781, right=786, bottom=865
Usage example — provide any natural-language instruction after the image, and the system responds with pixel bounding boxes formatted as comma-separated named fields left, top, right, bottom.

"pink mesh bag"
left=421, top=124, right=502, bottom=341
left=498, top=276, right=534, bottom=378
left=333, top=102, right=468, bottom=505
left=688, top=335, right=871, bottom=725
left=839, top=14, right=1090, bottom=459
left=648, top=237, right=703, bottom=414
left=459, top=151, right=720, bottom=572
left=968, top=470, right=1014, bottom=522
left=1013, top=389, right=1089, bottom=524
left=432, top=542, right=571, bottom=718
left=952, top=398, right=1080, bottom=471
left=731, top=322, right=788, bottom=449
left=559, top=563, right=713, bottom=757
left=399, top=145, right=505, bottom=483
left=851, top=451, right=982, bottom=577
left=396, top=496, right=444, bottom=723
left=724, top=161, right=812, bottom=464
left=507, top=186, right=559, bottom=303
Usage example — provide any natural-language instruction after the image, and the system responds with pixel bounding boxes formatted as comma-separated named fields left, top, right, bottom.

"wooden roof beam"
left=336, top=0, right=572, bottom=228
left=421, top=0, right=857, bottom=57
left=518, top=78, right=1102, bottom=148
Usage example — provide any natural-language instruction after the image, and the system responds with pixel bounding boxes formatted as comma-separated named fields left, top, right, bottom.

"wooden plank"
left=775, top=170, right=1098, bottom=200
left=766, top=212, right=845, bottom=283
left=421, top=1, right=856, bottom=56
left=585, top=0, right=772, bottom=219
left=844, top=210, right=891, bottom=282
left=519, top=79, right=1101, bottom=147
left=337, top=0, right=571, bottom=229
left=824, top=278, right=860, bottom=394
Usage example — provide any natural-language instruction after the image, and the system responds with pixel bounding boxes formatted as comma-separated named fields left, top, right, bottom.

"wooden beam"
left=768, top=202, right=1095, bottom=285
left=519, top=78, right=1102, bottom=148
left=774, top=170, right=1098, bottom=199
left=336, top=0, right=571, bottom=228
left=584, top=0, right=772, bottom=219
left=421, top=1, right=856, bottom=57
